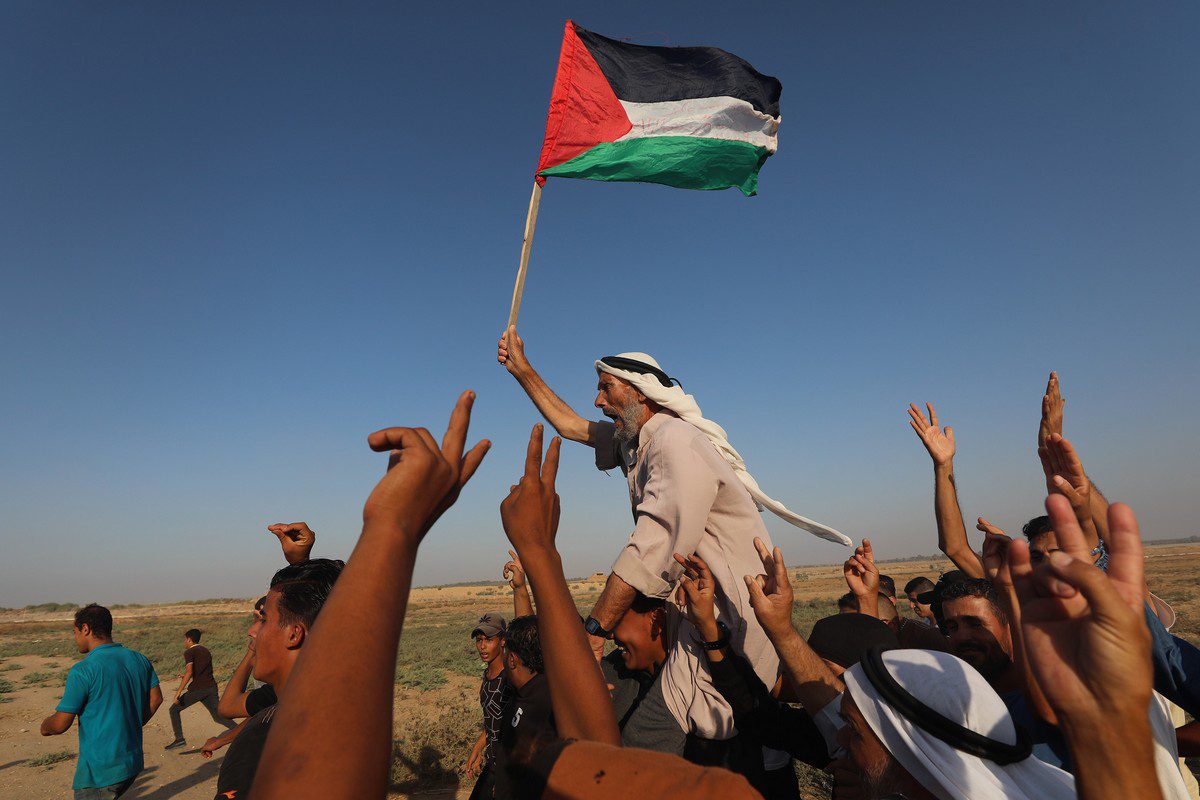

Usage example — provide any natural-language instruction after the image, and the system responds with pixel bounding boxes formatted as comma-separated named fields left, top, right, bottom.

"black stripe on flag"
left=574, top=24, right=781, bottom=118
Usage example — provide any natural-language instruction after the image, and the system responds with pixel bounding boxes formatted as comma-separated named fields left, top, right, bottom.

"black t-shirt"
left=245, top=684, right=277, bottom=717
left=493, top=673, right=556, bottom=800
left=215, top=704, right=275, bottom=800
left=479, top=669, right=513, bottom=763
left=184, top=645, right=216, bottom=690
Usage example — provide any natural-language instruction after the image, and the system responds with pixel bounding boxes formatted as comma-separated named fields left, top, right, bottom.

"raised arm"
left=267, top=522, right=317, bottom=565
left=218, top=640, right=259, bottom=719
left=977, top=518, right=1056, bottom=725
left=745, top=538, right=844, bottom=713
left=843, top=539, right=881, bottom=618
left=908, top=402, right=983, bottom=578
left=1009, top=496, right=1162, bottom=800
left=1037, top=372, right=1110, bottom=544
left=504, top=549, right=534, bottom=618
left=252, top=391, right=490, bottom=800
left=497, top=326, right=601, bottom=445
left=1038, top=433, right=1102, bottom=553
left=501, top=425, right=621, bottom=745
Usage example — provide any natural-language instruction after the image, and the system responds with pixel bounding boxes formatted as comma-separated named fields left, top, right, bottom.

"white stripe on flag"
left=617, top=97, right=779, bottom=153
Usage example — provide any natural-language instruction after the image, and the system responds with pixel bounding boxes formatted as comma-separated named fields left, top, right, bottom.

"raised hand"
left=503, top=549, right=527, bottom=589
left=1038, top=433, right=1098, bottom=545
left=843, top=539, right=879, bottom=598
left=363, top=390, right=491, bottom=540
left=673, top=553, right=718, bottom=637
left=1008, top=494, right=1150, bottom=721
left=267, top=522, right=316, bottom=565
left=500, top=424, right=562, bottom=555
left=1037, top=371, right=1064, bottom=448
left=497, top=325, right=532, bottom=378
left=744, top=537, right=796, bottom=641
left=908, top=402, right=955, bottom=466
left=977, top=518, right=1013, bottom=588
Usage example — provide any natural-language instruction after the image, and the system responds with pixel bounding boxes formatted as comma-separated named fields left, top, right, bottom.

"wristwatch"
left=693, top=621, right=730, bottom=651
left=584, top=615, right=614, bottom=640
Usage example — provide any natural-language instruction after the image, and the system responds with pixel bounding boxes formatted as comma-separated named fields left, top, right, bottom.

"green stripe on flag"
left=538, top=136, right=769, bottom=196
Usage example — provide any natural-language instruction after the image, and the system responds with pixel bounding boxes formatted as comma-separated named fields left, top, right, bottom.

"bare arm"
left=1009, top=496, right=1163, bottom=800
left=745, top=539, right=844, bottom=712
left=252, top=391, right=490, bottom=800
left=219, top=646, right=258, bottom=719
left=587, top=572, right=639, bottom=659
left=40, top=711, right=75, bottom=736
left=146, top=685, right=163, bottom=724
left=498, top=327, right=599, bottom=445
left=978, top=520, right=1057, bottom=725
left=174, top=664, right=193, bottom=700
left=1038, top=372, right=1110, bottom=546
left=909, top=402, right=983, bottom=578
left=844, top=539, right=881, bottom=618
left=202, top=718, right=247, bottom=758
left=501, top=426, right=621, bottom=745
left=504, top=550, right=535, bottom=618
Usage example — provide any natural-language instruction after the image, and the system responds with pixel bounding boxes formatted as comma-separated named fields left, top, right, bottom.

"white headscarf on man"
left=842, top=649, right=1075, bottom=800
left=596, top=352, right=850, bottom=546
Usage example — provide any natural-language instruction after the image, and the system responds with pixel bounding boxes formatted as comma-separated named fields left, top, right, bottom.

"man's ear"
left=77, top=624, right=89, bottom=638
left=285, top=623, right=307, bottom=650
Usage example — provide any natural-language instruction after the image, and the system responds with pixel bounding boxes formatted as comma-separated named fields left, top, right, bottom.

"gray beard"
left=612, top=405, right=644, bottom=450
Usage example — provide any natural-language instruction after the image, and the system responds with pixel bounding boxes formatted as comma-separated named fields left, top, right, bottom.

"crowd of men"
left=37, top=333, right=1200, bottom=800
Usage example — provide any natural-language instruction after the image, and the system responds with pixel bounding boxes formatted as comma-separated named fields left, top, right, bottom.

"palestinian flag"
left=534, top=22, right=782, bottom=197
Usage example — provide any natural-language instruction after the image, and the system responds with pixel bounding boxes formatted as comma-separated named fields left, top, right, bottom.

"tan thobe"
left=595, top=412, right=780, bottom=740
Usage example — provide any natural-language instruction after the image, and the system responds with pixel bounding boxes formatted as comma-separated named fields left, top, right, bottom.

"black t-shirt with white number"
left=492, top=673, right=556, bottom=800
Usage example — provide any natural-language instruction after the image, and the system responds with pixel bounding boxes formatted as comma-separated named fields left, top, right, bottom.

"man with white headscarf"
left=835, top=647, right=1077, bottom=800
left=497, top=328, right=847, bottom=765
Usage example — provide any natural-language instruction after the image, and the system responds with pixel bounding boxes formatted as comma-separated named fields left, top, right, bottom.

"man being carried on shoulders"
left=497, top=329, right=847, bottom=761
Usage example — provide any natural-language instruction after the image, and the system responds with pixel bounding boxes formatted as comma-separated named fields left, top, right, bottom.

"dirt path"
left=0, top=656, right=471, bottom=800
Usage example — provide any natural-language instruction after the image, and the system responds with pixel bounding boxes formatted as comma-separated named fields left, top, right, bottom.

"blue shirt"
left=1000, top=689, right=1069, bottom=770
left=56, top=643, right=159, bottom=789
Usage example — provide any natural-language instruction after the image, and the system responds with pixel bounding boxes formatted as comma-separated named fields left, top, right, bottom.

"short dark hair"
left=269, top=558, right=345, bottom=629
left=504, top=615, right=543, bottom=673
left=1022, top=515, right=1053, bottom=541
left=939, top=578, right=1007, bottom=624
left=185, top=629, right=202, bottom=643
left=74, top=604, right=113, bottom=638
left=904, top=576, right=935, bottom=595
left=629, top=593, right=667, bottom=615
left=837, top=591, right=859, bottom=612
left=877, top=574, right=896, bottom=598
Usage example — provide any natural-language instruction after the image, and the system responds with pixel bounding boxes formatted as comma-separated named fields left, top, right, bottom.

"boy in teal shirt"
left=41, top=604, right=163, bottom=799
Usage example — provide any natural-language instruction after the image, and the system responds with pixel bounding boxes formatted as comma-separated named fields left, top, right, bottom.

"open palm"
left=908, top=403, right=955, bottom=465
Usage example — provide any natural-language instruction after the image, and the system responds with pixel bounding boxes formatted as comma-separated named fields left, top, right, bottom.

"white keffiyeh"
left=842, top=649, right=1075, bottom=800
left=596, top=352, right=850, bottom=546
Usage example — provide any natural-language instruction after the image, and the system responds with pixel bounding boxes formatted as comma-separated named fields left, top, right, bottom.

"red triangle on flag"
left=535, top=21, right=632, bottom=181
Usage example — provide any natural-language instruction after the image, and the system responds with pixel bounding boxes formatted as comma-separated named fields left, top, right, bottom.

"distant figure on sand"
left=40, top=604, right=163, bottom=800
left=164, top=628, right=236, bottom=750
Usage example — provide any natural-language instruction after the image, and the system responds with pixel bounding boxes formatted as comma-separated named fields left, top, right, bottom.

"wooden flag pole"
left=506, top=180, right=544, bottom=328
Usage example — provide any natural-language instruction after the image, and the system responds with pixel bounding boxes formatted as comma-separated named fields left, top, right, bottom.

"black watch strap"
left=585, top=615, right=614, bottom=640
left=695, top=621, right=729, bottom=651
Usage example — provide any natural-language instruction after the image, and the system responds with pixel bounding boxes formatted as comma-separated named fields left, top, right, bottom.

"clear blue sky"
left=2, top=2, right=1197, bottom=607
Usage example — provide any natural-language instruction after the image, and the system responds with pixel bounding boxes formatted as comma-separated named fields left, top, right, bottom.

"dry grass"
left=1, top=543, right=1197, bottom=798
